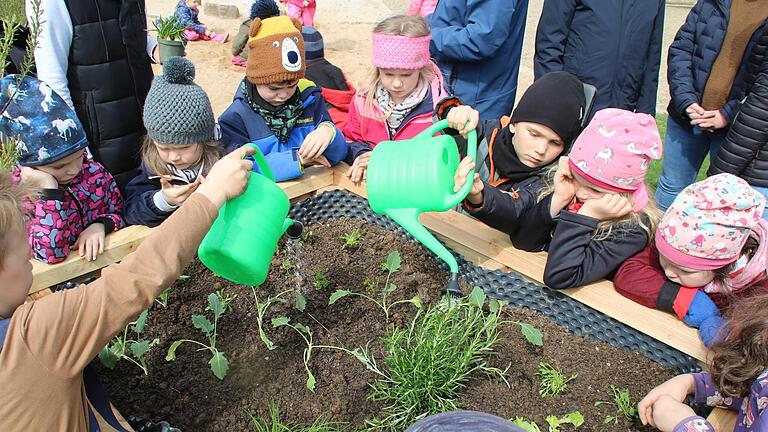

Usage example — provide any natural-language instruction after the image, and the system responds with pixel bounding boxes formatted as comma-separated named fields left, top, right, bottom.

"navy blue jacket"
left=534, top=0, right=665, bottom=116
left=218, top=79, right=348, bottom=182
left=123, top=163, right=176, bottom=227
left=429, top=0, right=529, bottom=121
left=666, top=0, right=768, bottom=130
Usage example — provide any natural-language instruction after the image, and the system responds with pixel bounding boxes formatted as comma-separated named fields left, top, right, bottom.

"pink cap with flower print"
left=567, top=108, right=662, bottom=212
left=655, top=173, right=766, bottom=271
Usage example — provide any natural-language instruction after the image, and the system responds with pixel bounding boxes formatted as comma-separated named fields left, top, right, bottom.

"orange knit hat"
left=245, top=15, right=306, bottom=84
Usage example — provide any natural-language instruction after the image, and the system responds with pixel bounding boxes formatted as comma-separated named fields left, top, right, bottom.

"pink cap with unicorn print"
left=567, top=108, right=662, bottom=211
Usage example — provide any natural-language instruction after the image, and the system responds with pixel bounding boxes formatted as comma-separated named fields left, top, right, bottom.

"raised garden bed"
left=96, top=191, right=688, bottom=431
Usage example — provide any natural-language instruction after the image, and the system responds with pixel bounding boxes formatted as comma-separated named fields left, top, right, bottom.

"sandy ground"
left=146, top=0, right=692, bottom=118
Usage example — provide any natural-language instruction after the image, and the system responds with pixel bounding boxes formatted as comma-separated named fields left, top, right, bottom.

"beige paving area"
left=146, top=0, right=692, bottom=117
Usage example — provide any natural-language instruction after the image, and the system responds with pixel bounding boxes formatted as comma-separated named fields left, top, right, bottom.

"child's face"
left=379, top=69, right=420, bottom=104
left=0, top=229, right=33, bottom=317
left=509, top=122, right=565, bottom=168
left=256, top=81, right=299, bottom=107
left=658, top=252, right=716, bottom=288
left=155, top=142, right=204, bottom=170
left=36, top=149, right=85, bottom=185
left=571, top=170, right=613, bottom=202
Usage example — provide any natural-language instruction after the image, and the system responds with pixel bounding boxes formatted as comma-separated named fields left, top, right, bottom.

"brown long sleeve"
left=0, top=193, right=218, bottom=431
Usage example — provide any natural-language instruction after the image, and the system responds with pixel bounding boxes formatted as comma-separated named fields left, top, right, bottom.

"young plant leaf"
left=306, top=368, right=316, bottom=391
left=385, top=283, right=397, bottom=294
left=545, top=411, right=584, bottom=432
left=384, top=251, right=401, bottom=273
left=98, top=346, right=119, bottom=369
left=208, top=293, right=225, bottom=319
left=468, top=286, right=486, bottom=308
left=489, top=299, right=507, bottom=313
left=295, top=290, right=306, bottom=312
left=510, top=417, right=541, bottom=432
left=409, top=295, right=423, bottom=309
left=328, top=290, right=351, bottom=305
left=271, top=316, right=291, bottom=327
left=209, top=351, right=230, bottom=380
left=192, top=315, right=214, bottom=335
left=294, top=323, right=311, bottom=335
left=520, top=322, right=544, bottom=346
left=132, top=309, right=149, bottom=334
left=166, top=340, right=184, bottom=361
left=177, top=274, right=191, bottom=280
left=130, top=340, right=152, bottom=359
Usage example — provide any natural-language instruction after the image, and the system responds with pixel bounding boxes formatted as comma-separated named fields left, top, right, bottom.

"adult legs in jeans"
left=655, top=118, right=724, bottom=211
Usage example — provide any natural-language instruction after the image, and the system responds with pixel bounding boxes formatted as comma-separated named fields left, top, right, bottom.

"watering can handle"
left=244, top=143, right=276, bottom=182
left=416, top=119, right=478, bottom=208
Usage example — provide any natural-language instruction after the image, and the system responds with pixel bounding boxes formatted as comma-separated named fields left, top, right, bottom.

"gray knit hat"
left=143, top=57, right=215, bottom=145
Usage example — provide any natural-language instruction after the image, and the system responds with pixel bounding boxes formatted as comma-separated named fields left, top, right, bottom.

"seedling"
left=280, top=258, right=293, bottom=278
left=495, top=301, right=543, bottom=346
left=595, top=385, right=639, bottom=424
left=99, top=310, right=159, bottom=375
left=357, top=287, right=509, bottom=430
left=511, top=412, right=583, bottom=432
left=166, top=292, right=230, bottom=380
left=177, top=274, right=191, bottom=280
left=339, top=227, right=362, bottom=250
left=206, top=288, right=237, bottom=313
left=245, top=401, right=344, bottom=431
left=536, top=362, right=577, bottom=398
left=252, top=288, right=292, bottom=350
left=155, top=287, right=171, bottom=308
left=510, top=418, right=541, bottom=432
left=299, top=230, right=314, bottom=243
left=314, top=271, right=331, bottom=290
left=329, top=251, right=421, bottom=321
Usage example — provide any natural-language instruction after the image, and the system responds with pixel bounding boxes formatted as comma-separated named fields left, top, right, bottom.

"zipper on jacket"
left=64, top=186, right=86, bottom=223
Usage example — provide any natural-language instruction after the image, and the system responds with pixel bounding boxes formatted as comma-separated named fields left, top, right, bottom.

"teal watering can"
left=198, top=144, right=303, bottom=286
left=366, top=119, right=477, bottom=297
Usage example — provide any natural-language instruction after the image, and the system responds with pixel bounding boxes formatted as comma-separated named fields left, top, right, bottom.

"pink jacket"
left=283, top=0, right=315, bottom=6
left=407, top=0, right=438, bottom=17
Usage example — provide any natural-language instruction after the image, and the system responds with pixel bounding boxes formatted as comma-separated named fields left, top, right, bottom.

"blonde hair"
left=0, top=170, right=30, bottom=271
left=141, top=135, right=223, bottom=178
left=537, top=166, right=662, bottom=242
left=364, top=14, right=435, bottom=115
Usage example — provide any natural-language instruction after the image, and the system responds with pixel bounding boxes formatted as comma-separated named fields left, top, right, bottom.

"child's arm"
left=667, top=3, right=705, bottom=120
left=175, top=3, right=206, bottom=33
left=308, top=93, right=348, bottom=165
left=231, top=23, right=250, bottom=56
left=29, top=0, right=74, bottom=108
left=533, top=0, right=576, bottom=79
left=27, top=191, right=73, bottom=264
left=463, top=178, right=542, bottom=238
left=635, top=1, right=665, bottom=115
left=542, top=210, right=649, bottom=289
left=91, top=166, right=124, bottom=233
left=613, top=245, right=679, bottom=309
left=341, top=96, right=373, bottom=163
left=690, top=372, right=744, bottom=411
left=124, top=167, right=176, bottom=227
left=508, top=194, right=557, bottom=252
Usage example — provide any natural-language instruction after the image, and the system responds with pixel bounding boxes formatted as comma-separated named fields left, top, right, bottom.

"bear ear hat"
left=289, top=17, right=302, bottom=31
left=249, top=18, right=262, bottom=38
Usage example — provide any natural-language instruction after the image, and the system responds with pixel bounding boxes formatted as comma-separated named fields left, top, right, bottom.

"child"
left=232, top=0, right=281, bottom=67
left=124, top=57, right=222, bottom=228
left=280, top=0, right=316, bottom=27
left=512, top=108, right=663, bottom=289
left=218, top=14, right=347, bottom=182
left=344, top=14, right=446, bottom=184
left=615, top=174, right=768, bottom=346
left=0, top=146, right=255, bottom=430
left=407, top=0, right=438, bottom=17
left=637, top=293, right=768, bottom=431
left=174, top=0, right=229, bottom=43
left=302, top=26, right=356, bottom=130
left=0, top=75, right=124, bottom=264
left=448, top=71, right=587, bottom=236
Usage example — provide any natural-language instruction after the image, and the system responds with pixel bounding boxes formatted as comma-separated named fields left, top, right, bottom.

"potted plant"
left=153, top=15, right=186, bottom=63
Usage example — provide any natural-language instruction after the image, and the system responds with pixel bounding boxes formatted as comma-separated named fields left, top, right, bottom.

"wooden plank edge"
left=707, top=407, right=737, bottom=431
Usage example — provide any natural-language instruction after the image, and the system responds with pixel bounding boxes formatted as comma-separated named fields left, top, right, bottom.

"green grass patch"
left=0, top=0, right=25, bottom=23
left=245, top=402, right=344, bottom=431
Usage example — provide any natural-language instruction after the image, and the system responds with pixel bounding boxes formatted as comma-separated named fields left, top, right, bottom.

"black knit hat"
left=511, top=71, right=586, bottom=146
left=250, top=0, right=279, bottom=20
left=301, top=26, right=324, bottom=61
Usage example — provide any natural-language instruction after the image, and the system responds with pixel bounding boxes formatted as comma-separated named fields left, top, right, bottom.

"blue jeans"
left=750, top=185, right=768, bottom=220
left=655, top=118, right=724, bottom=211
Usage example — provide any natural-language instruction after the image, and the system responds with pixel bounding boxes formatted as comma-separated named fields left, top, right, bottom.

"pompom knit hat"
left=143, top=57, right=215, bottom=145
left=655, top=173, right=766, bottom=271
left=246, top=16, right=305, bottom=84
left=511, top=71, right=586, bottom=147
left=567, top=108, right=662, bottom=211
left=0, top=75, right=88, bottom=167
left=302, top=26, right=324, bottom=61
left=250, top=0, right=279, bottom=20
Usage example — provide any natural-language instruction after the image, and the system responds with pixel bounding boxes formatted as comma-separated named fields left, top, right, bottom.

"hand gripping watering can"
left=366, top=119, right=477, bottom=297
left=198, top=144, right=303, bottom=286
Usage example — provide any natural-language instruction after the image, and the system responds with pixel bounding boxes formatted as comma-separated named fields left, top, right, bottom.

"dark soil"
left=96, top=218, right=675, bottom=431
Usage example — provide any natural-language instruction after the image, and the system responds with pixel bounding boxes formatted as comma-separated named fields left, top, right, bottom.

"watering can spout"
left=284, top=219, right=303, bottom=239
left=385, top=208, right=459, bottom=274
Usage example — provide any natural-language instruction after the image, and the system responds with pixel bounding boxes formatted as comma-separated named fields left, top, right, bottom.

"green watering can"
left=198, top=144, right=303, bottom=286
left=366, top=119, right=477, bottom=297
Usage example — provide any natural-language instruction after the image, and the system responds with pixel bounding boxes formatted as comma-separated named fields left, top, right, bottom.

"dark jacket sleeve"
left=464, top=177, right=543, bottom=239
left=542, top=211, right=650, bottom=289
left=667, top=3, right=704, bottom=121
left=511, top=193, right=557, bottom=252
left=710, top=58, right=768, bottom=177
left=636, top=1, right=665, bottom=115
left=533, top=0, right=577, bottom=79
left=123, top=165, right=174, bottom=228
left=613, top=244, right=683, bottom=311
left=232, top=21, right=251, bottom=56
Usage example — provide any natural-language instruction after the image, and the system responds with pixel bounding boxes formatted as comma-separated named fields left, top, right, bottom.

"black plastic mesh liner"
left=290, top=189, right=700, bottom=373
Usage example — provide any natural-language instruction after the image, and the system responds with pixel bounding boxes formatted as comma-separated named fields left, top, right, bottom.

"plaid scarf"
left=375, top=78, right=428, bottom=136
left=241, top=78, right=304, bottom=142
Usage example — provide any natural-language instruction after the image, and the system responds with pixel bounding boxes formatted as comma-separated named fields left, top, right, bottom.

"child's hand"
left=197, top=145, right=255, bottom=208
left=550, top=157, right=576, bottom=217
left=346, top=152, right=371, bottom=185
left=299, top=154, right=331, bottom=168
left=160, top=178, right=200, bottom=207
left=638, top=373, right=695, bottom=428
left=75, top=223, right=105, bottom=261
left=446, top=105, right=480, bottom=137
left=299, top=125, right=334, bottom=162
left=579, top=194, right=633, bottom=221
left=644, top=394, right=698, bottom=432
left=204, top=29, right=213, bottom=37
left=453, top=156, right=483, bottom=205
left=20, top=167, right=58, bottom=189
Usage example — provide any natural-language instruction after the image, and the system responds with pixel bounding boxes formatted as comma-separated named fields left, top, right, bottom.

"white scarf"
left=375, top=78, right=429, bottom=136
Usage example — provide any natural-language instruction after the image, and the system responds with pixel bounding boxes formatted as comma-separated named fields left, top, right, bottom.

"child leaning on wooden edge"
left=0, top=146, right=255, bottom=431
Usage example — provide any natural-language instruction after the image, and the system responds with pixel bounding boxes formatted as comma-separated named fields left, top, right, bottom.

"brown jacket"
left=0, top=193, right=217, bottom=431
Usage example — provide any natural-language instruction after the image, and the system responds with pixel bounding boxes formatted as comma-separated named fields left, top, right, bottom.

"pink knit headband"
left=371, top=33, right=431, bottom=70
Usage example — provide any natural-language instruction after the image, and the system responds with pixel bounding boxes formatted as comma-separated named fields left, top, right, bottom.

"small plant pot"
left=157, top=38, right=186, bottom=63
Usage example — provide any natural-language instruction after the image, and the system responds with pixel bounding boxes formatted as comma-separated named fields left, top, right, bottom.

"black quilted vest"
left=63, top=0, right=154, bottom=192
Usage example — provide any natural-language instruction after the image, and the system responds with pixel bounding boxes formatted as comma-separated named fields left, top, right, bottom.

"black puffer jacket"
left=709, top=26, right=768, bottom=186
